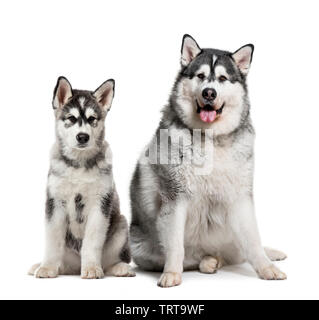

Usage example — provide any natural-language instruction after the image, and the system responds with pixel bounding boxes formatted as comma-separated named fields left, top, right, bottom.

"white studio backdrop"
left=0, top=0, right=318, bottom=299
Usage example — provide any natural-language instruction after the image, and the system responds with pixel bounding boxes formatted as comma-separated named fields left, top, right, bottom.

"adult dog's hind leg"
left=199, top=256, right=224, bottom=274
left=264, top=247, right=287, bottom=261
left=28, top=263, right=40, bottom=276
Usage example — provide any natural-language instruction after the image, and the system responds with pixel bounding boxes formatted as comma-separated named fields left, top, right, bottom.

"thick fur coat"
left=29, top=78, right=135, bottom=279
left=130, top=35, right=287, bottom=287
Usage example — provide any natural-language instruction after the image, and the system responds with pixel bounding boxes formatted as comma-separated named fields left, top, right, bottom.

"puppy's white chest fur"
left=49, top=154, right=112, bottom=193
left=47, top=161, right=112, bottom=238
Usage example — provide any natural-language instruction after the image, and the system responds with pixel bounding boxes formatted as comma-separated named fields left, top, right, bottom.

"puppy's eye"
left=88, top=116, right=97, bottom=124
left=219, top=76, right=228, bottom=82
left=67, top=116, right=77, bottom=124
left=197, top=73, right=205, bottom=80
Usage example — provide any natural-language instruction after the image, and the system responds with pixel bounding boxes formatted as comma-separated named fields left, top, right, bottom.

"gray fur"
left=30, top=77, right=134, bottom=279
left=58, top=141, right=106, bottom=170
left=130, top=36, right=286, bottom=286
left=181, top=48, right=245, bottom=84
left=65, top=228, right=83, bottom=253
left=101, top=191, right=114, bottom=218
left=120, top=245, right=131, bottom=264
left=45, top=195, right=54, bottom=221
left=74, top=194, right=85, bottom=224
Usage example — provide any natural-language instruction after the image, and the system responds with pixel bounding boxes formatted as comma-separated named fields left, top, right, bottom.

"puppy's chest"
left=48, top=165, right=112, bottom=239
left=65, top=192, right=92, bottom=239
left=49, top=165, right=112, bottom=199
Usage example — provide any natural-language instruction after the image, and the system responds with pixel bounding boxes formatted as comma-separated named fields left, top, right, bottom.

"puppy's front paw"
left=158, top=272, right=182, bottom=288
left=35, top=266, right=58, bottom=278
left=257, top=265, right=287, bottom=280
left=81, top=265, right=104, bottom=279
left=107, top=262, right=136, bottom=277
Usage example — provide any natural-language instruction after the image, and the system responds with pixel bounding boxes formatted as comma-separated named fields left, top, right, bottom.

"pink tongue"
left=200, top=110, right=217, bottom=123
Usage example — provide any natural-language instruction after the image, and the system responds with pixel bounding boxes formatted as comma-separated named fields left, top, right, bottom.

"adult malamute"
left=29, top=77, right=135, bottom=279
left=130, top=35, right=287, bottom=287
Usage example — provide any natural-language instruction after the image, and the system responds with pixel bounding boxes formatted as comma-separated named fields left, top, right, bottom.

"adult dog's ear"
left=94, top=79, right=115, bottom=112
left=53, top=77, right=73, bottom=109
left=181, top=34, right=201, bottom=66
left=232, top=44, right=254, bottom=75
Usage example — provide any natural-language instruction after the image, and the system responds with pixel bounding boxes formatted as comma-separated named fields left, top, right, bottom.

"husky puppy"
left=29, top=77, right=135, bottom=279
left=130, top=35, right=287, bottom=287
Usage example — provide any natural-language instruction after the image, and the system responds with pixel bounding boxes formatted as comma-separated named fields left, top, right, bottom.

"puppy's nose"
left=76, top=133, right=90, bottom=144
left=202, top=88, right=217, bottom=101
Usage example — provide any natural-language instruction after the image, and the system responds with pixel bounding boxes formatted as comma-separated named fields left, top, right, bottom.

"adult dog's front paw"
left=199, top=256, right=223, bottom=274
left=81, top=265, right=104, bottom=279
left=35, top=266, right=58, bottom=278
left=257, top=265, right=287, bottom=280
left=158, top=272, right=182, bottom=288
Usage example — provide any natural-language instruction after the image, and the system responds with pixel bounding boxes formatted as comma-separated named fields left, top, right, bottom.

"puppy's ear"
left=52, top=77, right=73, bottom=109
left=93, top=79, right=115, bottom=112
left=232, top=44, right=254, bottom=75
left=181, top=34, right=201, bottom=66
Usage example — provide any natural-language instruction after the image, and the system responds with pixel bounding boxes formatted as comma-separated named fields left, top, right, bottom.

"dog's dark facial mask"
left=176, top=35, right=254, bottom=127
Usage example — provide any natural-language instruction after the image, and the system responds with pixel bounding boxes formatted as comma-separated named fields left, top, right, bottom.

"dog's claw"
left=199, top=256, right=222, bottom=274
left=35, top=266, right=58, bottom=278
left=81, top=265, right=104, bottom=279
left=158, top=272, right=182, bottom=288
left=257, top=265, right=287, bottom=280
left=107, top=262, right=136, bottom=277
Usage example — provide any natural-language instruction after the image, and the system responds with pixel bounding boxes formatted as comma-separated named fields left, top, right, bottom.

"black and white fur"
left=130, top=35, right=287, bottom=287
left=29, top=77, right=135, bottom=279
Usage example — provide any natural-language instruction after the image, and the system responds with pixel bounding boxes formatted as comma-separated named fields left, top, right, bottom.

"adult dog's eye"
left=197, top=73, right=205, bottom=80
left=88, top=116, right=97, bottom=124
left=219, top=76, right=228, bottom=82
left=67, top=116, right=77, bottom=124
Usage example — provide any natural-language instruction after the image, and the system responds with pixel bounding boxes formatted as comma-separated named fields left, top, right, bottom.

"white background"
left=0, top=0, right=318, bottom=300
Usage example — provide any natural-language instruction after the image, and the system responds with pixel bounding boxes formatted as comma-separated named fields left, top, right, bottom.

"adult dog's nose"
left=202, top=88, right=217, bottom=101
left=76, top=133, right=90, bottom=144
